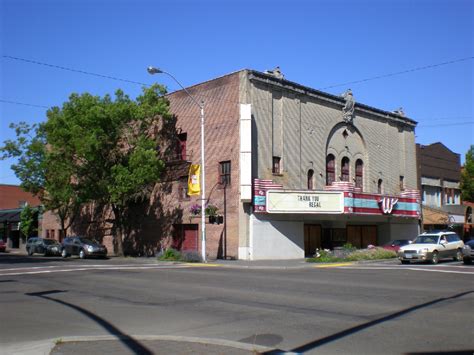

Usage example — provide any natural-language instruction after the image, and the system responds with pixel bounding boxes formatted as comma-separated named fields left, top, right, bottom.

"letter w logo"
left=379, top=197, right=398, bottom=214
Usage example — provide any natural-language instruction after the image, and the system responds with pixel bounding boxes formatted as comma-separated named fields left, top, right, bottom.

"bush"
left=345, top=247, right=397, bottom=261
left=306, top=247, right=396, bottom=263
left=159, top=248, right=181, bottom=261
left=342, top=243, right=356, bottom=252
left=306, top=249, right=344, bottom=263
left=180, top=251, right=202, bottom=263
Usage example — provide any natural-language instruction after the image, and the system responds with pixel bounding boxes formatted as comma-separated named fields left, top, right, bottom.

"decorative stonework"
left=341, top=89, right=355, bottom=123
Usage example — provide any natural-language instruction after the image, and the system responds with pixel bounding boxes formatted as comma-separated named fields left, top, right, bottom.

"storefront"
left=248, top=180, right=420, bottom=260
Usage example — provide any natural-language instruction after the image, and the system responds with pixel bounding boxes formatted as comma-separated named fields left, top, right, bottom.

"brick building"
left=155, top=69, right=421, bottom=260
left=48, top=68, right=421, bottom=259
left=416, top=142, right=464, bottom=233
left=0, top=184, right=41, bottom=249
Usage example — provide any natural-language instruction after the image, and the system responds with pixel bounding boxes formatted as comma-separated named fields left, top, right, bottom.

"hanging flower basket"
left=190, top=204, right=201, bottom=216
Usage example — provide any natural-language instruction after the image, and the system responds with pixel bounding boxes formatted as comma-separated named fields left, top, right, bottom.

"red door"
left=173, top=224, right=198, bottom=251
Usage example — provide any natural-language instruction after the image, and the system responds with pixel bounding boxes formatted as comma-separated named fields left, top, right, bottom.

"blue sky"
left=1, top=0, right=473, bottom=185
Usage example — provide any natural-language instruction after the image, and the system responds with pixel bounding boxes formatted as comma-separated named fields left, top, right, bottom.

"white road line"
left=339, top=266, right=474, bottom=275
left=0, top=265, right=190, bottom=276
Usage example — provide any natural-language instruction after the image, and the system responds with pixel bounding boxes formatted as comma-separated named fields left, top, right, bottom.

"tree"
left=1, top=123, right=80, bottom=237
left=42, top=84, right=171, bottom=255
left=19, top=204, right=37, bottom=240
left=461, top=145, right=474, bottom=202
left=2, top=84, right=172, bottom=255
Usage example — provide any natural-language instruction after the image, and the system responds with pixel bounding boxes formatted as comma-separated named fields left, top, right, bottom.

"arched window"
left=378, top=179, right=383, bottom=194
left=341, top=157, right=350, bottom=182
left=355, top=159, right=363, bottom=190
left=307, top=169, right=314, bottom=190
left=326, top=154, right=335, bottom=186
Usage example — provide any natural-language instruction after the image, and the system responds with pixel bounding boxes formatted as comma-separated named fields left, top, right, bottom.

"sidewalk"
left=4, top=335, right=275, bottom=355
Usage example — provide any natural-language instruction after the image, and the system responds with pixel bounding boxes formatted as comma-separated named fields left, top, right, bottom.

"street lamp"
left=147, top=66, right=207, bottom=262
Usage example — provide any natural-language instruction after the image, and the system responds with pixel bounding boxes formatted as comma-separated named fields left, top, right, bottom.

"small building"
left=0, top=184, right=41, bottom=249
left=416, top=142, right=464, bottom=235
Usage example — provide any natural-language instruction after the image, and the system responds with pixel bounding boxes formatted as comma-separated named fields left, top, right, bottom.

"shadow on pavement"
left=0, top=254, right=75, bottom=264
left=26, top=290, right=153, bottom=355
left=264, top=290, right=474, bottom=354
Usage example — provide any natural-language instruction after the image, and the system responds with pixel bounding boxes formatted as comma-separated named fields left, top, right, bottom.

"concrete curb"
left=3, top=335, right=274, bottom=355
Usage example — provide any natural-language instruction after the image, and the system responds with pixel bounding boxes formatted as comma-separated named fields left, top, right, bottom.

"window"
left=18, top=201, right=27, bottom=208
left=272, top=156, right=281, bottom=174
left=377, top=179, right=383, bottom=194
left=355, top=159, right=363, bottom=190
left=177, top=133, right=187, bottom=160
left=307, top=169, right=314, bottom=190
left=341, top=157, right=350, bottom=182
left=326, top=154, right=335, bottom=186
left=219, top=161, right=231, bottom=185
left=178, top=176, right=189, bottom=200
left=399, top=176, right=405, bottom=191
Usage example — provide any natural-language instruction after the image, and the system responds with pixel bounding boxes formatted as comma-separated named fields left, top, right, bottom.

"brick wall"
left=165, top=72, right=241, bottom=259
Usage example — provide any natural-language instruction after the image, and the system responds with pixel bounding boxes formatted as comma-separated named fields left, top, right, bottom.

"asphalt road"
left=0, top=254, right=473, bottom=354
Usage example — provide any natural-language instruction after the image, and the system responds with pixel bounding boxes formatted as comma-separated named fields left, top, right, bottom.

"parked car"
left=26, top=237, right=61, bottom=256
left=61, top=236, right=107, bottom=259
left=462, top=239, right=474, bottom=265
left=0, top=239, right=6, bottom=252
left=398, top=231, right=464, bottom=264
left=382, top=239, right=412, bottom=252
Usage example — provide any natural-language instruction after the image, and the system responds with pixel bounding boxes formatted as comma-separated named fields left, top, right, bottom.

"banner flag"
left=188, top=164, right=201, bottom=196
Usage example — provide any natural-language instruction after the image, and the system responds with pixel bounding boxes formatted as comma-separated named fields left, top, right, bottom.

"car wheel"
left=79, top=249, right=86, bottom=259
left=401, top=260, right=410, bottom=264
left=454, top=249, right=463, bottom=262
left=431, top=251, right=439, bottom=264
left=463, top=257, right=472, bottom=265
left=61, top=249, right=68, bottom=258
left=27, top=248, right=33, bottom=256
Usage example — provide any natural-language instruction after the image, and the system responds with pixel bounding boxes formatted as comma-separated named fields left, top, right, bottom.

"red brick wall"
left=165, top=72, right=241, bottom=259
left=0, top=185, right=41, bottom=209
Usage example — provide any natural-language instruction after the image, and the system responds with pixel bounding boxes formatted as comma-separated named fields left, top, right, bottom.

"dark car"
left=0, top=239, right=6, bottom=252
left=61, top=236, right=107, bottom=259
left=26, top=237, right=61, bottom=256
left=382, top=239, right=412, bottom=252
left=462, top=239, right=474, bottom=264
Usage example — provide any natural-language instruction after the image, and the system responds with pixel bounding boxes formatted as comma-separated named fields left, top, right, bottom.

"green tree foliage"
left=461, top=145, right=474, bottom=202
left=1, top=122, right=81, bottom=237
left=2, top=84, right=172, bottom=255
left=19, top=204, right=37, bottom=240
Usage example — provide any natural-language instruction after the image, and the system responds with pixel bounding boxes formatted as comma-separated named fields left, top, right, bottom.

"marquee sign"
left=266, top=190, right=344, bottom=214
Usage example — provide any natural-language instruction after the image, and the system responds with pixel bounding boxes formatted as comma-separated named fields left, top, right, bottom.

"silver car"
left=462, top=239, right=474, bottom=264
left=398, top=231, right=464, bottom=264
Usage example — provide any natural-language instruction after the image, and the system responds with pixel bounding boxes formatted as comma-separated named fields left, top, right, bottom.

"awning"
left=0, top=209, right=22, bottom=223
left=422, top=206, right=449, bottom=225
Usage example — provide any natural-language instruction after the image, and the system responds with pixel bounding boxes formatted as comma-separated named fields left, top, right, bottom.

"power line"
left=3, top=55, right=149, bottom=86
left=418, top=121, right=474, bottom=128
left=320, top=56, right=474, bottom=90
left=0, top=99, right=49, bottom=109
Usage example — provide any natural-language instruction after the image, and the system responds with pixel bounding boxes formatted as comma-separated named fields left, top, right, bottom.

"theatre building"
left=166, top=68, right=421, bottom=260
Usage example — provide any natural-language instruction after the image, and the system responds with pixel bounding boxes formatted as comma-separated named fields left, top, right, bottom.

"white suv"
left=398, top=231, right=464, bottom=264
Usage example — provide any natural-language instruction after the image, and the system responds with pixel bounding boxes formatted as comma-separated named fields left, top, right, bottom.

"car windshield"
left=43, top=239, right=59, bottom=245
left=79, top=238, right=96, bottom=244
left=413, top=235, right=439, bottom=244
left=466, top=240, right=474, bottom=248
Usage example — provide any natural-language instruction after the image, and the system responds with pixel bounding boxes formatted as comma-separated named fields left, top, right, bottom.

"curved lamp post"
left=147, top=66, right=206, bottom=262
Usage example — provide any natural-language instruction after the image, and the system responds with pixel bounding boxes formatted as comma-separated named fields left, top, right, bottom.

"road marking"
left=314, top=262, right=355, bottom=268
left=185, top=263, right=221, bottom=267
left=0, top=264, right=191, bottom=276
left=338, top=266, right=474, bottom=275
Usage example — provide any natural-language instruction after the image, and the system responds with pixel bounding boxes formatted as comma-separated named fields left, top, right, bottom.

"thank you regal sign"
left=266, top=191, right=344, bottom=214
